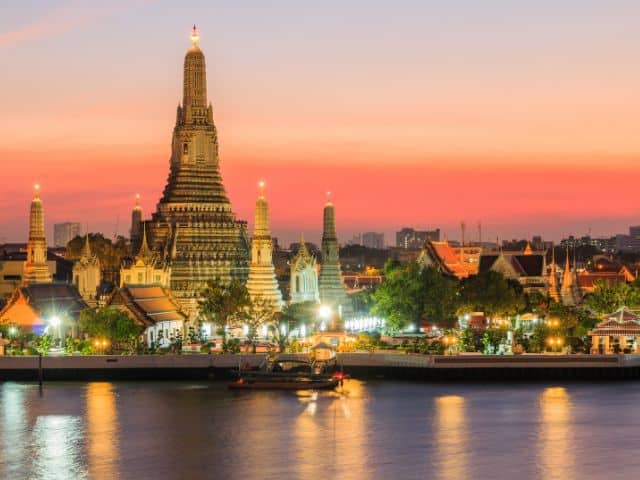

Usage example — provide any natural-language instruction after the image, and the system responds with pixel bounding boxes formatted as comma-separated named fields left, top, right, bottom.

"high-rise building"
left=148, top=26, right=250, bottom=317
left=318, top=199, right=353, bottom=319
left=396, top=227, right=440, bottom=249
left=245, top=182, right=283, bottom=311
left=362, top=232, right=384, bottom=249
left=54, top=222, right=81, bottom=248
left=23, top=185, right=52, bottom=285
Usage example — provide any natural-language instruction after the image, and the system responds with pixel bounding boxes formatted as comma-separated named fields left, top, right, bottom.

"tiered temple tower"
left=148, top=26, right=250, bottom=316
left=245, top=182, right=283, bottom=310
left=290, top=234, right=320, bottom=304
left=23, top=185, right=52, bottom=285
left=547, top=246, right=560, bottom=301
left=318, top=197, right=352, bottom=319
left=561, top=247, right=580, bottom=306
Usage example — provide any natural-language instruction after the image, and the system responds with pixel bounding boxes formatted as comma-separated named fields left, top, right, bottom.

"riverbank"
left=2, top=353, right=640, bottom=381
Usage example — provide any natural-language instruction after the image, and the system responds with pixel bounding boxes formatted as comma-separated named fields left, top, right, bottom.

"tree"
left=198, top=280, right=251, bottom=352
left=584, top=280, right=639, bottom=315
left=245, top=297, right=278, bottom=353
left=372, top=262, right=459, bottom=334
left=79, top=308, right=142, bottom=353
left=482, top=328, right=507, bottom=354
left=458, top=271, right=526, bottom=324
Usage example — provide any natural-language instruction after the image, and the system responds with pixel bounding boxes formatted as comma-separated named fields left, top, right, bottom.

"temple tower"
left=547, top=246, right=560, bottom=301
left=72, top=234, right=101, bottom=306
left=23, top=184, right=52, bottom=285
left=561, top=246, right=577, bottom=305
left=318, top=197, right=352, bottom=319
left=148, top=26, right=250, bottom=316
left=130, top=194, right=143, bottom=253
left=290, top=233, right=320, bottom=304
left=245, top=182, right=283, bottom=310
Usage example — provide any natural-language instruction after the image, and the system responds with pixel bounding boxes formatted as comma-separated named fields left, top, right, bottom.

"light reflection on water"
left=434, top=395, right=467, bottom=480
left=1, top=381, right=640, bottom=479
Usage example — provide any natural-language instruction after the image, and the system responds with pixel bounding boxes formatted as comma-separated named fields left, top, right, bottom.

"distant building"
left=54, top=222, right=81, bottom=248
left=396, top=227, right=440, bottom=249
left=346, top=234, right=362, bottom=246
left=362, top=232, right=384, bottom=249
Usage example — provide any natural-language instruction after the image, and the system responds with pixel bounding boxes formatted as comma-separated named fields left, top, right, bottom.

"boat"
left=228, top=357, right=347, bottom=391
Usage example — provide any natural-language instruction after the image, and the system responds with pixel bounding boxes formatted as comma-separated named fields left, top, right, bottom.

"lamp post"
left=546, top=336, right=564, bottom=353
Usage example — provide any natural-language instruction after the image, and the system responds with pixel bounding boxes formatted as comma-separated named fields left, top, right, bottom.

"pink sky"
left=1, top=2, right=640, bottom=246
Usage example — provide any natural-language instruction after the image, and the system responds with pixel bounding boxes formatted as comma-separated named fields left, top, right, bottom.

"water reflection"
left=294, top=380, right=367, bottom=480
left=434, top=395, right=468, bottom=480
left=538, top=387, right=573, bottom=480
left=32, top=415, right=85, bottom=480
left=1, top=384, right=28, bottom=478
left=86, top=383, right=119, bottom=480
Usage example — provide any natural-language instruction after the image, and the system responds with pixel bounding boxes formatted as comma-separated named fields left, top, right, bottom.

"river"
left=1, top=380, right=639, bottom=479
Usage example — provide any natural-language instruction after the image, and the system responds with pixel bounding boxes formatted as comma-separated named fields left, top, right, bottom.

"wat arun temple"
left=146, top=27, right=251, bottom=315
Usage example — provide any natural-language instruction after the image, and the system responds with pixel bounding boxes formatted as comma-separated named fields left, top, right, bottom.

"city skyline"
left=2, top=1, right=640, bottom=245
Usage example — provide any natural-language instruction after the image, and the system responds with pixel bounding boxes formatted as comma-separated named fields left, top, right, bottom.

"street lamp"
left=546, top=336, right=564, bottom=353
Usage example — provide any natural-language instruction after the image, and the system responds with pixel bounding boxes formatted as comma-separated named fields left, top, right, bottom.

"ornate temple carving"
left=72, top=234, right=101, bottom=306
left=289, top=233, right=320, bottom=304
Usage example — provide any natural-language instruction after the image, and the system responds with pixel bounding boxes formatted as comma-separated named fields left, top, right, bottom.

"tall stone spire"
left=548, top=246, right=559, bottom=301
left=318, top=196, right=352, bottom=319
left=246, top=181, right=283, bottom=311
left=149, top=26, right=249, bottom=316
left=561, top=245, right=576, bottom=305
left=23, top=184, right=52, bottom=285
left=130, top=194, right=142, bottom=252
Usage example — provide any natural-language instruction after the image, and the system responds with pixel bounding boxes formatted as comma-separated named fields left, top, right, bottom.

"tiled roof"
left=110, top=285, right=187, bottom=327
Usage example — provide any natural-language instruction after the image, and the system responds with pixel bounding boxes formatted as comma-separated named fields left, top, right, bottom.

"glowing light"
left=34, top=183, right=40, bottom=191
left=243, top=324, right=249, bottom=336
left=49, top=315, right=60, bottom=327
left=318, top=305, right=332, bottom=319
left=190, top=24, right=199, bottom=46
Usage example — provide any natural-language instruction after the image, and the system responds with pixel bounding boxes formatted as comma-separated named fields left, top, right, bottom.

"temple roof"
left=0, top=283, right=88, bottom=327
left=108, top=285, right=187, bottom=328
left=479, top=253, right=544, bottom=277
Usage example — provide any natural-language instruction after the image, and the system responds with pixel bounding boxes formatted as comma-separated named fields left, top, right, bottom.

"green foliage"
left=245, top=297, right=278, bottom=352
left=459, top=327, right=483, bottom=352
left=372, top=263, right=458, bottom=334
left=78, top=308, right=142, bottom=353
left=481, top=328, right=507, bottom=354
left=584, top=280, right=640, bottom=315
left=459, top=271, right=526, bottom=322
left=35, top=334, right=52, bottom=355
left=66, top=233, right=129, bottom=273
left=198, top=280, right=251, bottom=344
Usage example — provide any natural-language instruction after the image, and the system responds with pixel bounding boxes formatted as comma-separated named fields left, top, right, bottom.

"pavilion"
left=589, top=307, right=640, bottom=354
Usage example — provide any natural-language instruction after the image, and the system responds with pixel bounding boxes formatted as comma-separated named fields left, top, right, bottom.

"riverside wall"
left=1, top=353, right=640, bottom=381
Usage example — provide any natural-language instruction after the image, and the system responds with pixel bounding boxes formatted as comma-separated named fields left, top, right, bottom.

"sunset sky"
left=1, top=1, right=640, bottom=246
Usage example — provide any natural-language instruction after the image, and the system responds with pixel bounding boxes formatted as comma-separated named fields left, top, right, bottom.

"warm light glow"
left=318, top=305, right=332, bottom=319
left=190, top=24, right=199, bottom=46
left=49, top=315, right=60, bottom=327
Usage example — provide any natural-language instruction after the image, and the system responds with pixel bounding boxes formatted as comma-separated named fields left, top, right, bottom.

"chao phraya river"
left=1, top=380, right=640, bottom=479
